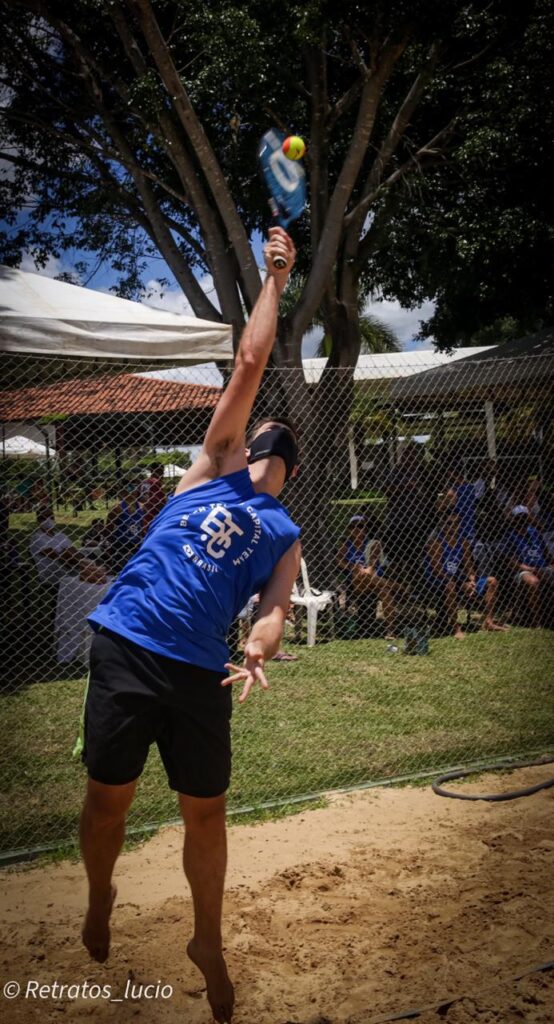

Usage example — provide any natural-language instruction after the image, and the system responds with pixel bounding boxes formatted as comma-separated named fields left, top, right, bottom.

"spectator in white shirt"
left=29, top=514, right=79, bottom=586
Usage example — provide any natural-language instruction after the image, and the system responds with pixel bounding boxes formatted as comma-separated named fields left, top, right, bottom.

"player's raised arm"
left=175, top=228, right=296, bottom=494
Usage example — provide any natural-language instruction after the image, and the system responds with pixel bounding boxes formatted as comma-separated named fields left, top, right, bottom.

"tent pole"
left=390, top=410, right=399, bottom=468
left=484, top=400, right=497, bottom=461
left=37, top=425, right=54, bottom=508
left=348, top=425, right=358, bottom=490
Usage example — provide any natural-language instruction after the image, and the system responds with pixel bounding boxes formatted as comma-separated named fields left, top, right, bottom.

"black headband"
left=247, top=426, right=298, bottom=481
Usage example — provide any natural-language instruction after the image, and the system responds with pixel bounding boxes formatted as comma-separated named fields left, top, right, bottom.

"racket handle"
left=268, top=197, right=287, bottom=267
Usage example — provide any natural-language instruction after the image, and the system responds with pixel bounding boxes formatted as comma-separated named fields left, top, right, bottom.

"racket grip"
left=267, top=200, right=288, bottom=268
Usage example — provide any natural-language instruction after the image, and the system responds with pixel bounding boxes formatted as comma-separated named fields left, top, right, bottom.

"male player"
left=80, top=228, right=300, bottom=1024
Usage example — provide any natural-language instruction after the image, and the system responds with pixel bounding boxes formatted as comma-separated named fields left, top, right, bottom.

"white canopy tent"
left=162, top=463, right=188, bottom=479
left=1, top=434, right=56, bottom=458
left=0, top=265, right=232, bottom=362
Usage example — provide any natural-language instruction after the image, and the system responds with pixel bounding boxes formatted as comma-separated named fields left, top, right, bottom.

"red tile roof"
left=0, top=373, right=221, bottom=422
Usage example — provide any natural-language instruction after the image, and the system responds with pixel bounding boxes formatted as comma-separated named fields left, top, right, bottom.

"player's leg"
left=157, top=661, right=234, bottom=1022
left=80, top=778, right=137, bottom=962
left=79, top=630, right=163, bottom=961
left=179, top=793, right=234, bottom=1023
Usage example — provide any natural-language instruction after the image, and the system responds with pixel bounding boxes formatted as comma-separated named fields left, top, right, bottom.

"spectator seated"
left=504, top=506, right=554, bottom=628
left=336, top=515, right=400, bottom=638
left=424, top=511, right=507, bottom=639
left=29, top=512, right=79, bottom=588
left=105, top=478, right=144, bottom=574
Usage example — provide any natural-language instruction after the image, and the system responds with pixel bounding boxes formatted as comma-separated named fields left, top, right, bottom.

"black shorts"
left=82, top=628, right=232, bottom=797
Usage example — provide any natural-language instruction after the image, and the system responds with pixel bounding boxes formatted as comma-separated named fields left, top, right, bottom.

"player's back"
left=89, top=469, right=300, bottom=672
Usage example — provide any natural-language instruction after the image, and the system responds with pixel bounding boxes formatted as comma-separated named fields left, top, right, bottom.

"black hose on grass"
left=432, top=755, right=554, bottom=802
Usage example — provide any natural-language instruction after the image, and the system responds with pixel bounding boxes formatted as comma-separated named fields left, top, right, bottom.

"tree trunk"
left=254, top=317, right=359, bottom=591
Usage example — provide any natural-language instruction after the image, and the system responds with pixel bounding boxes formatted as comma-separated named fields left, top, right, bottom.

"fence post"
left=484, top=399, right=497, bottom=461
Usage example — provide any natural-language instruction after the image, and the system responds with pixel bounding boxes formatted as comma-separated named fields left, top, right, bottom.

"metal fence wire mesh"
left=1, top=345, right=553, bottom=858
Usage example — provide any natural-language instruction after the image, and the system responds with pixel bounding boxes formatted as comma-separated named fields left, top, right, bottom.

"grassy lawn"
left=1, top=628, right=553, bottom=857
left=9, top=505, right=115, bottom=544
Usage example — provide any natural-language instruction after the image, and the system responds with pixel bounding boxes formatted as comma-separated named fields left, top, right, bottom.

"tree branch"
left=7, top=0, right=247, bottom=329
left=345, top=40, right=442, bottom=233
left=56, top=28, right=223, bottom=321
left=327, top=76, right=365, bottom=130
left=162, top=214, right=207, bottom=263
left=80, top=135, right=220, bottom=319
left=109, top=0, right=248, bottom=327
left=305, top=43, right=329, bottom=254
left=289, top=33, right=411, bottom=352
left=130, top=0, right=260, bottom=308
left=348, top=117, right=455, bottom=234
left=354, top=120, right=456, bottom=271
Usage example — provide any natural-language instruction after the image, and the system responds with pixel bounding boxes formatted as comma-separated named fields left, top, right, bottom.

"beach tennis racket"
left=258, top=129, right=306, bottom=268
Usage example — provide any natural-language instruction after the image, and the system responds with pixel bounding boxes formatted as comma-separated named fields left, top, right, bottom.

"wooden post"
left=484, top=400, right=497, bottom=460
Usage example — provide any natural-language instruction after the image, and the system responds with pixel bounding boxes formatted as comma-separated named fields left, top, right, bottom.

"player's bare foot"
left=82, top=884, right=116, bottom=962
left=454, top=626, right=465, bottom=640
left=187, top=938, right=235, bottom=1023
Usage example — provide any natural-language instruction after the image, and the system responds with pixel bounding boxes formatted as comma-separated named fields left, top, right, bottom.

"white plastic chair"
left=290, top=558, right=335, bottom=647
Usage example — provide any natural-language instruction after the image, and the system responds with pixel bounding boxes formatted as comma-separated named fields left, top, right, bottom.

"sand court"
left=1, top=765, right=553, bottom=1023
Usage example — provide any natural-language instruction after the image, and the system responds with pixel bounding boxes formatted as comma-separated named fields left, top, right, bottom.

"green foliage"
left=467, top=316, right=522, bottom=348
left=362, top=1, right=554, bottom=348
left=0, top=0, right=552, bottom=352
left=133, top=449, right=191, bottom=469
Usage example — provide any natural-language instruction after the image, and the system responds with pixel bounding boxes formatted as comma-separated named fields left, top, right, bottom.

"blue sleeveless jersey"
left=425, top=532, right=465, bottom=579
left=507, top=525, right=547, bottom=568
left=89, top=469, right=301, bottom=671
left=345, top=540, right=366, bottom=566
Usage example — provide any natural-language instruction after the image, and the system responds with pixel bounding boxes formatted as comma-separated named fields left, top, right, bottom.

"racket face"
left=258, top=129, right=306, bottom=228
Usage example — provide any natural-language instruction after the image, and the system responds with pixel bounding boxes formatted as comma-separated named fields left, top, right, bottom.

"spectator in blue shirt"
left=506, top=506, right=554, bottom=627
left=449, top=463, right=478, bottom=541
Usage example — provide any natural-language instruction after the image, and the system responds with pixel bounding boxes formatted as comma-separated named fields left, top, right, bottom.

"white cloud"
left=140, top=274, right=219, bottom=318
left=19, top=252, right=81, bottom=283
left=139, top=266, right=269, bottom=320
left=20, top=253, right=62, bottom=276
left=363, top=297, right=436, bottom=348
left=0, top=156, right=17, bottom=182
left=301, top=299, right=437, bottom=357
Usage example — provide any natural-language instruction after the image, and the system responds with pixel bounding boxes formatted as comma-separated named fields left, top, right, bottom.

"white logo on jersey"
left=199, top=506, right=245, bottom=559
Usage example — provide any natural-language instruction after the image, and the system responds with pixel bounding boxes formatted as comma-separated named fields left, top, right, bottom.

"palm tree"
left=280, top=275, right=402, bottom=357
left=315, top=312, right=401, bottom=357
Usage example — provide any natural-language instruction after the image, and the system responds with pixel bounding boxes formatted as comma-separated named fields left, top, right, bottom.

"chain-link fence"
left=1, top=342, right=553, bottom=859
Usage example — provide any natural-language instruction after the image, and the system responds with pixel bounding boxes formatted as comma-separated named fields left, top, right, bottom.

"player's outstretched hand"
left=223, top=641, right=269, bottom=703
left=264, top=227, right=296, bottom=283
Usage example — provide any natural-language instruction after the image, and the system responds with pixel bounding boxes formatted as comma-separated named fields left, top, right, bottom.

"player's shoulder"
left=256, top=496, right=301, bottom=537
left=173, top=467, right=254, bottom=503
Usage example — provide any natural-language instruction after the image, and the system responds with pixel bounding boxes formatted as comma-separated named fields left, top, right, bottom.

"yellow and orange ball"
left=282, top=135, right=306, bottom=160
